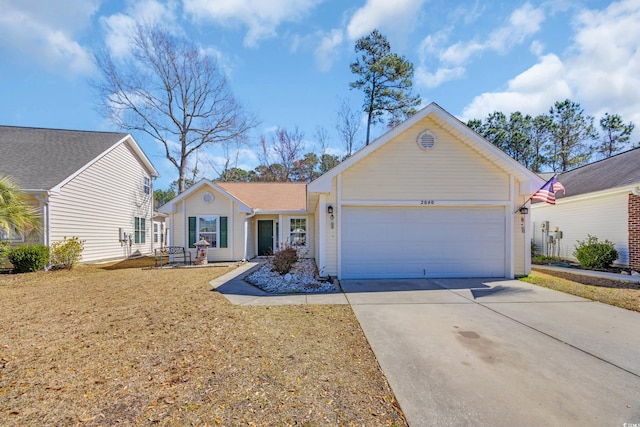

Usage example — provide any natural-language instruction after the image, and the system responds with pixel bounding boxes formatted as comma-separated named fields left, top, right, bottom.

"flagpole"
left=513, top=174, right=557, bottom=214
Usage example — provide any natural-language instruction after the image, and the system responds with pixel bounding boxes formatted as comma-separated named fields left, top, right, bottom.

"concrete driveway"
left=342, top=278, right=640, bottom=427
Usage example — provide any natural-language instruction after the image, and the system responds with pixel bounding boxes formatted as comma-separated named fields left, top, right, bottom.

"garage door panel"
left=342, top=206, right=505, bottom=279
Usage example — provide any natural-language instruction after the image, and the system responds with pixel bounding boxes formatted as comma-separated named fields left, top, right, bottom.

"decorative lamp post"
left=195, top=239, right=210, bottom=265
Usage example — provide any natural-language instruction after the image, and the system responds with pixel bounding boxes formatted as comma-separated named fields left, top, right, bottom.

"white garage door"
left=342, top=206, right=506, bottom=279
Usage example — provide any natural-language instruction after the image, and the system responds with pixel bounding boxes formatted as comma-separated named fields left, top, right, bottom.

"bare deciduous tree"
left=336, top=99, right=361, bottom=157
left=92, top=24, right=255, bottom=193
left=271, top=127, right=305, bottom=182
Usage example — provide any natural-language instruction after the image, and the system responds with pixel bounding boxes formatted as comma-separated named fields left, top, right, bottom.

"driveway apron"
left=342, top=278, right=640, bottom=427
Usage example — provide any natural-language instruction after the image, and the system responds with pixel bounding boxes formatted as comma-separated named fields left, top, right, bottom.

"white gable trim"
left=158, top=178, right=252, bottom=214
left=309, top=102, right=544, bottom=194
left=50, top=135, right=159, bottom=193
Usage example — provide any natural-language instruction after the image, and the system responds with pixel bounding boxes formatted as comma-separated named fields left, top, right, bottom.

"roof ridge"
left=560, top=145, right=640, bottom=175
left=0, top=124, right=127, bottom=135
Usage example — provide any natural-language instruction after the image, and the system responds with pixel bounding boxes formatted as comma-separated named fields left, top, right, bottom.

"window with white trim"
left=143, top=177, right=151, bottom=194
left=198, top=216, right=218, bottom=248
left=0, top=224, right=24, bottom=242
left=134, top=217, right=146, bottom=244
left=289, top=217, right=307, bottom=247
left=153, top=222, right=164, bottom=245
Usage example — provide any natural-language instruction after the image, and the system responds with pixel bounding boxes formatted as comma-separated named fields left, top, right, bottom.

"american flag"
left=532, top=176, right=565, bottom=205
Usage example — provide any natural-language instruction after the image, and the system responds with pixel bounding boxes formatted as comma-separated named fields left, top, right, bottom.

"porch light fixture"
left=518, top=206, right=529, bottom=215
left=327, top=205, right=334, bottom=214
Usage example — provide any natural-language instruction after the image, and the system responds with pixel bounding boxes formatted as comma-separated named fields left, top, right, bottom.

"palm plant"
left=0, top=175, right=39, bottom=240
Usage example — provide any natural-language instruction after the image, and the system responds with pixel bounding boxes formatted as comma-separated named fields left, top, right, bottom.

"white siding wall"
left=48, top=142, right=154, bottom=262
left=531, top=191, right=629, bottom=265
left=246, top=216, right=256, bottom=260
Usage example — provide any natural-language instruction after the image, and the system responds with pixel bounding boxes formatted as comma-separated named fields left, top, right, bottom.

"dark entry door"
left=257, top=220, right=273, bottom=256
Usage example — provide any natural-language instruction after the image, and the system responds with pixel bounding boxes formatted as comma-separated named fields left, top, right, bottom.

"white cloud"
left=100, top=0, right=178, bottom=59
left=461, top=54, right=571, bottom=121
left=415, top=66, right=465, bottom=89
left=461, top=0, right=640, bottom=128
left=416, top=2, right=545, bottom=89
left=0, top=0, right=99, bottom=74
left=314, top=29, right=344, bottom=72
left=440, top=2, right=545, bottom=66
left=183, top=0, right=323, bottom=48
left=346, top=0, right=427, bottom=41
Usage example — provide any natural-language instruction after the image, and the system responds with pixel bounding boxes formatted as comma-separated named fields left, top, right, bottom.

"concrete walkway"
left=211, top=266, right=640, bottom=426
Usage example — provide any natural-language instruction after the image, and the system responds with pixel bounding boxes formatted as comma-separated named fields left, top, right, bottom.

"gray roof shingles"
left=0, top=125, right=129, bottom=191
left=556, top=147, right=640, bottom=199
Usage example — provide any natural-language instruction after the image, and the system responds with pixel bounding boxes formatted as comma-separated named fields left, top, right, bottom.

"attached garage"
left=341, top=206, right=506, bottom=279
left=308, top=103, right=544, bottom=280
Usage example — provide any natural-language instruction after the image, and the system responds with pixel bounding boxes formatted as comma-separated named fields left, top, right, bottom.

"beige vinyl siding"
left=323, top=178, right=339, bottom=276
left=48, top=142, right=153, bottom=263
left=513, top=181, right=527, bottom=276
left=341, top=117, right=509, bottom=201
left=531, top=191, right=629, bottom=265
left=313, top=203, right=320, bottom=267
left=177, top=186, right=239, bottom=262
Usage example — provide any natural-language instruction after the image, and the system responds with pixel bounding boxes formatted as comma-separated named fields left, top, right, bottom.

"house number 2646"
left=420, top=200, right=435, bottom=205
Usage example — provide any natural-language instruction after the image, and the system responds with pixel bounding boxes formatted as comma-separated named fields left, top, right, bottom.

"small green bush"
left=271, top=246, right=298, bottom=275
left=7, top=244, right=50, bottom=273
left=50, top=236, right=85, bottom=270
left=573, top=235, right=618, bottom=269
left=0, top=240, right=9, bottom=265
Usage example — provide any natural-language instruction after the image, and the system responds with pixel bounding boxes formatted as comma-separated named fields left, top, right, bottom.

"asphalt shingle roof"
left=217, top=182, right=307, bottom=211
left=555, top=147, right=640, bottom=199
left=0, top=125, right=129, bottom=191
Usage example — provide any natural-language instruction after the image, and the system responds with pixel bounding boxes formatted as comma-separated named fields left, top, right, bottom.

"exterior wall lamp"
left=518, top=206, right=529, bottom=215
left=327, top=205, right=334, bottom=214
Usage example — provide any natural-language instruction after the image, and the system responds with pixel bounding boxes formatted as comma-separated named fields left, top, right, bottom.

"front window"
left=198, top=216, right=218, bottom=248
left=289, top=217, right=307, bottom=247
left=0, top=224, right=24, bottom=242
left=134, top=217, right=146, bottom=244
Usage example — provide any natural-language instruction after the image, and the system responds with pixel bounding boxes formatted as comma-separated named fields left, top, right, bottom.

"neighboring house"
left=531, top=147, right=640, bottom=269
left=0, top=126, right=159, bottom=263
left=161, top=103, right=543, bottom=279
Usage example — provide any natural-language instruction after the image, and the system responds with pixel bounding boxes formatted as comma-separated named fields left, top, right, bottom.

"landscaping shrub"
left=7, top=244, right=50, bottom=273
left=271, top=246, right=298, bottom=275
left=573, top=235, right=618, bottom=269
left=50, top=236, right=85, bottom=270
left=0, top=240, right=9, bottom=266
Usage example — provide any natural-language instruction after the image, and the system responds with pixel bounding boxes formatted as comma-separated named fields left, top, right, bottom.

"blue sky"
left=1, top=0, right=639, bottom=189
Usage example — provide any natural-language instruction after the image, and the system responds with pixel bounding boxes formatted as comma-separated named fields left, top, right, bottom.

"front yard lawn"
left=0, top=259, right=406, bottom=426
left=522, top=268, right=640, bottom=313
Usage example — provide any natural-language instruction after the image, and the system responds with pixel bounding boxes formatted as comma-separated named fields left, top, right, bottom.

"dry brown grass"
left=524, top=268, right=640, bottom=312
left=0, top=258, right=406, bottom=426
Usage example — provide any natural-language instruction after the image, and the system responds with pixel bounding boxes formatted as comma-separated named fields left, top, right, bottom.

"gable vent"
left=417, top=130, right=436, bottom=150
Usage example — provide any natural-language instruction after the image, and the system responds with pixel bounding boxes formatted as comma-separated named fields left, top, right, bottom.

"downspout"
left=243, top=209, right=258, bottom=261
left=34, top=193, right=50, bottom=247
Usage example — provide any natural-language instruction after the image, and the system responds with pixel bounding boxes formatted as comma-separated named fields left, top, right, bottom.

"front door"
left=257, top=220, right=274, bottom=256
